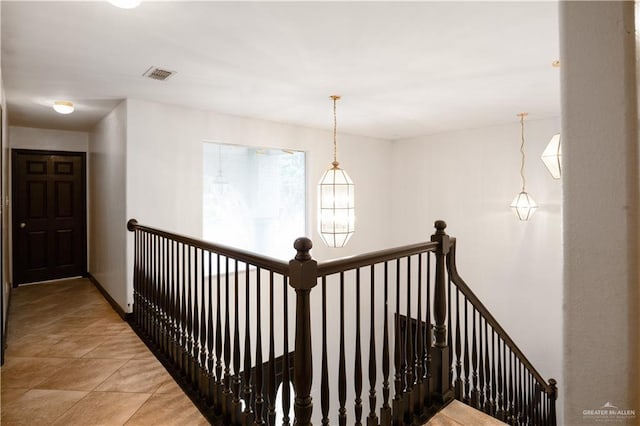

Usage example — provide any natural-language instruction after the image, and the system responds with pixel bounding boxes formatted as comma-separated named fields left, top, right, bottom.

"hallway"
left=0, top=278, right=209, bottom=425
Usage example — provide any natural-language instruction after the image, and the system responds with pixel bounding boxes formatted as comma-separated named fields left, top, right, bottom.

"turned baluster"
left=354, top=268, right=363, bottom=426
left=380, top=261, right=391, bottom=425
left=321, top=277, right=330, bottom=426
left=367, top=265, right=379, bottom=426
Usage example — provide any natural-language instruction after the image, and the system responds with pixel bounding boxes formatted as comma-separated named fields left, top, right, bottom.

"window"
left=203, top=142, right=306, bottom=260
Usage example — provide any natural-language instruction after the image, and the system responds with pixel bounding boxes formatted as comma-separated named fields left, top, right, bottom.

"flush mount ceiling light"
left=108, top=0, right=141, bottom=9
left=318, top=95, right=355, bottom=248
left=541, top=133, right=562, bottom=179
left=510, top=113, right=538, bottom=221
left=53, top=101, right=74, bottom=114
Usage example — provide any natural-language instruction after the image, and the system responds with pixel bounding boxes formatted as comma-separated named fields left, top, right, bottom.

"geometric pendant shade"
left=318, top=165, right=355, bottom=247
left=510, top=191, right=538, bottom=221
left=541, top=133, right=562, bottom=179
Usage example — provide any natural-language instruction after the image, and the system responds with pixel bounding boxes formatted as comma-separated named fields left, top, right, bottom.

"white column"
left=560, top=1, right=639, bottom=424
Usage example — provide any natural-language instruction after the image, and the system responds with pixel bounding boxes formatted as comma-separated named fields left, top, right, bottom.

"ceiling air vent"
left=142, top=66, right=176, bottom=81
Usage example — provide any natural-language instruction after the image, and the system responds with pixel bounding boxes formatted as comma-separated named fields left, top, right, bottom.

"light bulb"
left=53, top=101, right=74, bottom=114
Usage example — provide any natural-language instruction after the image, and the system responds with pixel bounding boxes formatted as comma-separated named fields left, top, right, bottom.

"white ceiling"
left=1, top=1, right=560, bottom=140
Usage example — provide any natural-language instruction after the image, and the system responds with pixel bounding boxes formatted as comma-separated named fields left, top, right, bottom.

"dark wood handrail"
left=128, top=219, right=440, bottom=279
left=316, top=241, right=439, bottom=277
left=446, top=237, right=553, bottom=393
left=127, top=219, right=290, bottom=275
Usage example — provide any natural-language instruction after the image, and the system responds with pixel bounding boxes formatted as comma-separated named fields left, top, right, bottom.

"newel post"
left=289, top=237, right=318, bottom=426
left=430, top=220, right=454, bottom=403
left=127, top=218, right=138, bottom=232
left=548, top=378, right=558, bottom=426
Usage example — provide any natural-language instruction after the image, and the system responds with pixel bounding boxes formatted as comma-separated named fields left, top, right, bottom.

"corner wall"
left=560, top=2, right=639, bottom=424
left=88, top=101, right=128, bottom=312
left=390, top=118, right=563, bottom=414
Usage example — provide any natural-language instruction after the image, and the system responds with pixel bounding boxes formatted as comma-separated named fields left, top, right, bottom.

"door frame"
left=11, top=149, right=87, bottom=286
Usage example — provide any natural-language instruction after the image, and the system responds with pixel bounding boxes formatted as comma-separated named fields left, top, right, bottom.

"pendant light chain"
left=510, top=111, right=537, bottom=221
left=331, top=95, right=340, bottom=168
left=519, top=113, right=527, bottom=192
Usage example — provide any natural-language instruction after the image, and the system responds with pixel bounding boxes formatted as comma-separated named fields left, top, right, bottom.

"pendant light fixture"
left=213, top=144, right=229, bottom=195
left=541, top=133, right=562, bottom=179
left=510, top=113, right=538, bottom=221
left=318, top=95, right=355, bottom=248
left=541, top=61, right=562, bottom=180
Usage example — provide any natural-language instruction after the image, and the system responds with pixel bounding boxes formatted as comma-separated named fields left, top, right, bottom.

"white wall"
left=8, top=126, right=88, bottom=152
left=88, top=101, right=128, bottom=311
left=390, top=118, right=563, bottom=404
left=0, top=4, right=9, bottom=361
left=560, top=2, right=639, bottom=424
left=125, top=98, right=393, bottom=309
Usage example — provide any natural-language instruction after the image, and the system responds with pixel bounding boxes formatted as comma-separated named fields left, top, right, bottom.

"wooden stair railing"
left=445, top=238, right=558, bottom=425
left=127, top=218, right=556, bottom=425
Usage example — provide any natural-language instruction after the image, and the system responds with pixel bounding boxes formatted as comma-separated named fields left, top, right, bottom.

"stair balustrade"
left=127, top=218, right=556, bottom=425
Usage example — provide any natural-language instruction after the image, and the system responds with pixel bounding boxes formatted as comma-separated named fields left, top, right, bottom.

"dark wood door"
left=12, top=150, right=87, bottom=285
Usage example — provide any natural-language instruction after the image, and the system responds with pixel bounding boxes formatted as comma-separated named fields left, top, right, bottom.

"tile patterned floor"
left=1, top=278, right=210, bottom=426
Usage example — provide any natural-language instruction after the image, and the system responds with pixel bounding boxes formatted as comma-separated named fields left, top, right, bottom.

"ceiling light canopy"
left=108, top=0, right=141, bottom=9
left=53, top=101, right=74, bottom=114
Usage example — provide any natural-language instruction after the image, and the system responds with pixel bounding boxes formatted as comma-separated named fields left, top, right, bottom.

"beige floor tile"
left=79, top=318, right=131, bottom=336
left=38, top=333, right=108, bottom=358
left=424, top=413, right=464, bottom=426
left=0, top=357, right=70, bottom=389
left=132, top=347, right=157, bottom=361
left=27, top=318, right=101, bottom=338
left=82, top=333, right=149, bottom=360
left=0, top=388, right=88, bottom=426
left=52, top=391, right=151, bottom=426
left=35, top=358, right=128, bottom=391
left=154, top=378, right=183, bottom=394
left=95, top=358, right=174, bottom=393
left=431, top=400, right=507, bottom=426
left=124, top=392, right=210, bottom=426
left=4, top=334, right=66, bottom=357
left=3, top=278, right=208, bottom=425
left=0, top=387, right=30, bottom=405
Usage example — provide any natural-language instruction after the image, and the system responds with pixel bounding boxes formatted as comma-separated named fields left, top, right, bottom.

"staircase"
left=126, top=218, right=557, bottom=425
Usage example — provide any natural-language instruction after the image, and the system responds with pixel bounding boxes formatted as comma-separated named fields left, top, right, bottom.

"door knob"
left=20, top=222, right=26, bottom=229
